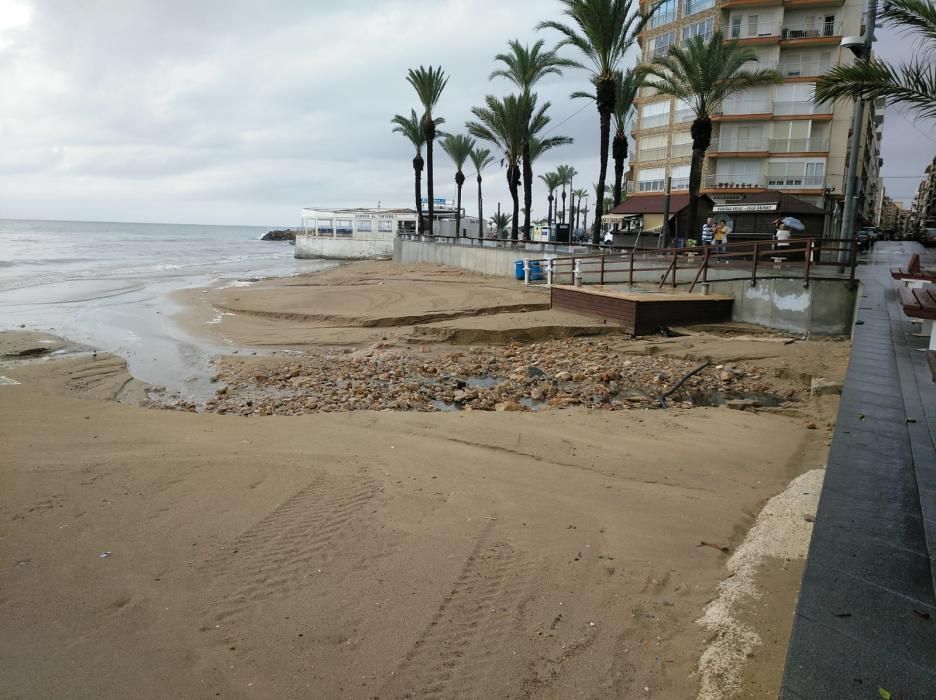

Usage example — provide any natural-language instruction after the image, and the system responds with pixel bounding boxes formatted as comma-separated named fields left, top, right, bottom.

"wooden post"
left=672, top=247, right=678, bottom=288
left=571, top=256, right=576, bottom=286
left=600, top=255, right=605, bottom=285
left=702, top=245, right=710, bottom=284
left=751, top=242, right=759, bottom=287
left=803, top=239, right=813, bottom=288
left=629, top=250, right=635, bottom=286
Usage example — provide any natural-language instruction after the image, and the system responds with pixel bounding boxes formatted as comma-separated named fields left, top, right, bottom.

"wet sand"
left=1, top=261, right=848, bottom=699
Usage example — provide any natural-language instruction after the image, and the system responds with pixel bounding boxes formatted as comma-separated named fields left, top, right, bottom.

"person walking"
left=701, top=217, right=716, bottom=249
left=773, top=218, right=791, bottom=250
left=714, top=219, right=730, bottom=261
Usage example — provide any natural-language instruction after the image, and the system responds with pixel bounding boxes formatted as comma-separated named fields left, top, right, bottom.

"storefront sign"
left=712, top=203, right=779, bottom=213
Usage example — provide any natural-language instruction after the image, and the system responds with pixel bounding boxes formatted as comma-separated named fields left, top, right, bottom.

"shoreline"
left=0, top=260, right=848, bottom=698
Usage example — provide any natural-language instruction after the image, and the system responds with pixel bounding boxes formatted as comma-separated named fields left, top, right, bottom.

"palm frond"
left=390, top=109, right=424, bottom=153
left=469, top=146, right=495, bottom=175
left=406, top=65, right=449, bottom=118
left=881, top=0, right=936, bottom=45
left=440, top=134, right=476, bottom=170
left=815, top=58, right=936, bottom=119
left=490, top=38, right=575, bottom=92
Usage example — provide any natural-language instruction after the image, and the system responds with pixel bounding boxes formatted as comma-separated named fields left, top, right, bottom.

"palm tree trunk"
left=454, top=170, right=465, bottom=238
left=426, top=135, right=435, bottom=237
left=522, top=141, right=533, bottom=241
left=561, top=188, right=566, bottom=224
left=477, top=174, right=483, bottom=239
left=688, top=117, right=713, bottom=247
left=594, top=78, right=615, bottom=245
left=570, top=192, right=576, bottom=233
left=612, top=131, right=627, bottom=207
left=507, top=164, right=520, bottom=241
left=547, top=193, right=553, bottom=232
left=413, top=154, right=424, bottom=234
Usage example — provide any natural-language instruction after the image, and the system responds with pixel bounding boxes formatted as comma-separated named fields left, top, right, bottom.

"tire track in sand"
left=381, top=518, right=535, bottom=700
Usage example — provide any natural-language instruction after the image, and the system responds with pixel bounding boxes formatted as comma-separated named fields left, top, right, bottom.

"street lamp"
left=582, top=193, right=590, bottom=238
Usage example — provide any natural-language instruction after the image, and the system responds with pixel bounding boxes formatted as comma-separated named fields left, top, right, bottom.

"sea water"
left=0, top=219, right=336, bottom=397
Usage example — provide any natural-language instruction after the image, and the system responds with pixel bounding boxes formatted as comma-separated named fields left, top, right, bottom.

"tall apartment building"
left=909, top=157, right=936, bottom=234
left=878, top=193, right=901, bottom=232
left=631, top=0, right=882, bottom=232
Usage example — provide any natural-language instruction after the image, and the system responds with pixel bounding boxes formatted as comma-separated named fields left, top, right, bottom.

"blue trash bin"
left=514, top=260, right=525, bottom=280
left=530, top=261, right=543, bottom=281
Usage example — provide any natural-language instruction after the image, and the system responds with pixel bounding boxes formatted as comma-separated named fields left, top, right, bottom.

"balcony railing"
left=728, top=20, right=781, bottom=39
left=706, top=174, right=766, bottom=188
left=740, top=59, right=778, bottom=73
left=638, top=146, right=668, bottom=162
left=718, top=98, right=773, bottom=115
left=652, top=42, right=676, bottom=57
left=671, top=143, right=693, bottom=158
left=776, top=59, right=833, bottom=77
left=637, top=179, right=666, bottom=193
left=681, top=30, right=714, bottom=45
left=780, top=20, right=842, bottom=39
left=683, top=0, right=716, bottom=16
left=710, top=136, right=769, bottom=152
left=767, top=136, right=830, bottom=152
left=640, top=112, right=671, bottom=129
left=773, top=100, right=825, bottom=116
left=766, top=174, right=826, bottom=188
left=671, top=176, right=690, bottom=190
left=674, top=107, right=695, bottom=123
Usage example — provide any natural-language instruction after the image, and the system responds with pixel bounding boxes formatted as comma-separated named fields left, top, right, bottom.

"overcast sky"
left=0, top=0, right=931, bottom=226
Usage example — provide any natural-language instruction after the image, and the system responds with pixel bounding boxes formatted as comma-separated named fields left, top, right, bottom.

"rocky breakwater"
left=170, top=338, right=799, bottom=417
left=261, top=229, right=297, bottom=241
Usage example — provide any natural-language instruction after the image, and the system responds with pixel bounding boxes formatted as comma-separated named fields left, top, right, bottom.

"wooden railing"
left=524, top=237, right=859, bottom=291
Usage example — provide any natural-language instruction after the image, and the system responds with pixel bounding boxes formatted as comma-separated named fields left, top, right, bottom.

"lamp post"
left=838, top=0, right=878, bottom=266
left=582, top=194, right=590, bottom=236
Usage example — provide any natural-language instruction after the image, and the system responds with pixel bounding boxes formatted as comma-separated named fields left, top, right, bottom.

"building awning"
left=601, top=213, right=635, bottom=223
left=608, top=193, right=715, bottom=215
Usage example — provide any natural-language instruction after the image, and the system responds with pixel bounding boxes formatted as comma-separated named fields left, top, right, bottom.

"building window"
left=651, top=31, right=676, bottom=58
left=682, top=17, right=714, bottom=43
left=356, top=218, right=373, bottom=233
left=671, top=165, right=691, bottom=190
left=316, top=218, right=334, bottom=234
left=650, top=0, right=677, bottom=28
left=336, top=219, right=353, bottom=236
left=640, top=100, right=671, bottom=129
left=377, top=220, right=394, bottom=233
left=684, top=0, right=715, bottom=17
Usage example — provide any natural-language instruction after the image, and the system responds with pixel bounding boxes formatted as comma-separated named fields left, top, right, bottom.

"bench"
left=898, top=287, right=936, bottom=382
left=891, top=253, right=936, bottom=283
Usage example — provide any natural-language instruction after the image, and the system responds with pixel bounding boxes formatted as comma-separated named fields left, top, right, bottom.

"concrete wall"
left=708, top=277, right=857, bottom=335
left=295, top=236, right=393, bottom=260
left=394, top=238, right=540, bottom=277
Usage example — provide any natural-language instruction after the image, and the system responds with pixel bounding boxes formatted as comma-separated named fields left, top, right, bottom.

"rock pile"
left=261, top=229, right=296, bottom=241
left=166, top=338, right=795, bottom=417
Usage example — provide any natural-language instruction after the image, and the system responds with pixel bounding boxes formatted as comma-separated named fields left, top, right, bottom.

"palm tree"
left=539, top=0, right=652, bottom=244
left=814, top=0, right=936, bottom=119
left=538, top=171, right=563, bottom=232
left=391, top=109, right=440, bottom=234
left=469, top=147, right=496, bottom=238
left=572, top=187, right=589, bottom=229
left=491, top=211, right=511, bottom=238
left=556, top=164, right=577, bottom=225
left=440, top=134, right=476, bottom=238
left=491, top=40, right=574, bottom=240
left=469, top=93, right=556, bottom=241
left=641, top=33, right=782, bottom=244
left=406, top=66, right=449, bottom=236
left=612, top=69, right=640, bottom=206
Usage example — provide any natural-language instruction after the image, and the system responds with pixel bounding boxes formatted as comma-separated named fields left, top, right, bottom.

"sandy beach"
left=0, top=261, right=849, bottom=699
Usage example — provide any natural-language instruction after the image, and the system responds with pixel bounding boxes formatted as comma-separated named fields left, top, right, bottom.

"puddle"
left=689, top=391, right=783, bottom=408
left=520, top=397, right=547, bottom=411
left=465, top=375, right=503, bottom=388
left=432, top=400, right=461, bottom=412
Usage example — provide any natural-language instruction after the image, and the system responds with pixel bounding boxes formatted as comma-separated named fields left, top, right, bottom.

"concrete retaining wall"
left=296, top=236, right=393, bottom=260
left=394, top=238, right=530, bottom=277
left=708, top=277, right=857, bottom=335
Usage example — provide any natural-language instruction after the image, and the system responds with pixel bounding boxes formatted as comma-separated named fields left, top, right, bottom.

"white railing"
left=740, top=59, right=778, bottom=73
left=671, top=142, right=692, bottom=158
left=710, top=136, right=769, bottom=152
left=773, top=100, right=823, bottom=116
left=671, top=176, right=691, bottom=190
left=637, top=179, right=666, bottom=193
left=767, top=137, right=831, bottom=152
left=681, top=30, right=714, bottom=45
left=652, top=42, right=675, bottom=58
left=706, top=174, right=766, bottom=188
left=718, top=98, right=773, bottom=115
left=776, top=60, right=833, bottom=77
left=766, top=174, right=826, bottom=188
left=729, top=20, right=781, bottom=40
left=640, top=112, right=671, bottom=129
left=781, top=20, right=842, bottom=39
left=638, top=146, right=668, bottom=162
left=683, top=0, right=715, bottom=17
left=674, top=108, right=695, bottom=123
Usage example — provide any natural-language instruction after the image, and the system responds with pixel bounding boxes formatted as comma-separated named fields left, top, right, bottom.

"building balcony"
left=766, top=174, right=827, bottom=189
left=773, top=100, right=833, bottom=117
left=728, top=20, right=781, bottom=41
left=709, top=136, right=769, bottom=153
left=767, top=136, right=831, bottom=152
left=674, top=108, right=695, bottom=124
left=637, top=179, right=666, bottom=193
left=783, top=0, right=845, bottom=6
left=705, top=174, right=767, bottom=190
left=671, top=143, right=693, bottom=158
left=780, top=20, right=842, bottom=42
left=716, top=98, right=774, bottom=118
left=649, top=8, right=678, bottom=28
left=637, top=146, right=669, bottom=162
left=639, top=112, right=671, bottom=130
left=672, top=176, right=691, bottom=190
left=722, top=0, right=781, bottom=7
left=776, top=59, right=833, bottom=78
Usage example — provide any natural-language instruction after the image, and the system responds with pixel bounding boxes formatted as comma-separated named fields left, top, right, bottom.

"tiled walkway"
left=780, top=242, right=936, bottom=698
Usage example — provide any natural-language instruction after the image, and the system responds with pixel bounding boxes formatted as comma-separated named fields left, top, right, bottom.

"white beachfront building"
left=294, top=202, right=482, bottom=259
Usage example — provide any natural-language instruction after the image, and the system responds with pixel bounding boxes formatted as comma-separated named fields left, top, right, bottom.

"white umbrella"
left=781, top=216, right=805, bottom=231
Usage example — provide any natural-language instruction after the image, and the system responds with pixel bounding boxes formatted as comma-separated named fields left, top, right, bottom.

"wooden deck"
left=550, top=285, right=734, bottom=335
